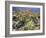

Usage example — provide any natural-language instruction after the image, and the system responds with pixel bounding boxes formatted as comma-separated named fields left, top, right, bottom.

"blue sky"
left=12, top=7, right=40, bottom=13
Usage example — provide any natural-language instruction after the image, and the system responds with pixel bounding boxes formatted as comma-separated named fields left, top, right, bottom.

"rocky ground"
left=12, top=10, right=40, bottom=31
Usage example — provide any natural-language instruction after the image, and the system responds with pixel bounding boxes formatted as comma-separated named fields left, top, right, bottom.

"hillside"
left=12, top=10, right=40, bottom=31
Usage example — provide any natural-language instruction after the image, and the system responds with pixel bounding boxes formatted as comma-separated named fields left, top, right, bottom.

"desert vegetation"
left=12, top=9, right=40, bottom=31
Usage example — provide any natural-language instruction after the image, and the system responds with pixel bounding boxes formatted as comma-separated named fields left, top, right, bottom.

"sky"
left=12, top=7, right=40, bottom=13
